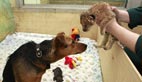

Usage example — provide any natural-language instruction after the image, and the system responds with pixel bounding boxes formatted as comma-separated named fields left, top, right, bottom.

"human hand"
left=111, top=6, right=130, bottom=23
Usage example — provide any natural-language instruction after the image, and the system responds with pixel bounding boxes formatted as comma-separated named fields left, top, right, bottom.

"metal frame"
left=16, top=0, right=125, bottom=13
left=15, top=0, right=91, bottom=12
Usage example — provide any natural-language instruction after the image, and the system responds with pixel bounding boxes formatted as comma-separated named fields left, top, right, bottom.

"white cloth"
left=0, top=32, right=102, bottom=82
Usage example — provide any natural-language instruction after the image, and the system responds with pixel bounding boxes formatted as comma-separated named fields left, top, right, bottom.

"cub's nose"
left=83, top=28, right=88, bottom=32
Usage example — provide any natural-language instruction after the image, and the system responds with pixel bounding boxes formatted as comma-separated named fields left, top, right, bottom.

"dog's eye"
left=64, top=45, right=68, bottom=48
left=72, top=40, right=75, bottom=44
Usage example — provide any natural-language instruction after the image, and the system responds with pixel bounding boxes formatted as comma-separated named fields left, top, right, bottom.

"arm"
left=94, top=4, right=141, bottom=53
left=106, top=18, right=140, bottom=53
left=112, top=7, right=142, bottom=29
left=112, top=6, right=130, bottom=23
left=108, top=7, right=142, bottom=53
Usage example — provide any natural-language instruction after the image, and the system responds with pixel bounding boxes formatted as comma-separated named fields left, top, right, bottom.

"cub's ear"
left=54, top=32, right=67, bottom=48
left=89, top=14, right=96, bottom=20
left=80, top=12, right=89, bottom=19
left=88, top=14, right=96, bottom=23
left=80, top=12, right=95, bottom=24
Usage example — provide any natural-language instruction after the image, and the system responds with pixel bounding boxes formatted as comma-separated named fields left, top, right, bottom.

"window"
left=17, top=0, right=126, bottom=12
left=24, top=0, right=125, bottom=6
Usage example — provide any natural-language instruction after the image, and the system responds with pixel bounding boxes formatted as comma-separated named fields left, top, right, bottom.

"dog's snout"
left=85, top=44, right=87, bottom=48
left=80, top=43, right=87, bottom=51
left=75, top=43, right=87, bottom=54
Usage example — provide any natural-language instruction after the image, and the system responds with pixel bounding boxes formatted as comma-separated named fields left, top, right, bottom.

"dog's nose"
left=84, top=44, right=87, bottom=49
left=85, top=44, right=87, bottom=48
left=83, top=44, right=87, bottom=51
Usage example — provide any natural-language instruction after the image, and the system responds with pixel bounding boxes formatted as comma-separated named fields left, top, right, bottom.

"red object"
left=71, top=34, right=76, bottom=40
left=64, top=56, right=74, bottom=69
left=71, top=27, right=80, bottom=41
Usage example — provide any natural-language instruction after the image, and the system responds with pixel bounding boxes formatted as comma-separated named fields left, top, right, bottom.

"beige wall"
left=126, top=0, right=142, bottom=8
left=14, top=11, right=98, bottom=39
left=11, top=0, right=97, bottom=40
left=10, top=0, right=16, bottom=8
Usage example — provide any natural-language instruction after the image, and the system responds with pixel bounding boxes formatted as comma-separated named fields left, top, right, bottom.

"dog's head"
left=80, top=12, right=96, bottom=32
left=33, top=32, right=86, bottom=70
left=49, top=32, right=87, bottom=63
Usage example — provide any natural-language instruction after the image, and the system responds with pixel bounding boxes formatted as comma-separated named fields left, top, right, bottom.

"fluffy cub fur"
left=80, top=2, right=119, bottom=50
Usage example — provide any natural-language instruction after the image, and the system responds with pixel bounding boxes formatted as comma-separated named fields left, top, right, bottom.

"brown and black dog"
left=2, top=32, right=87, bottom=82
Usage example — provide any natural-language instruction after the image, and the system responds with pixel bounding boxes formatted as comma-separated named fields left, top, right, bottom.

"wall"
left=14, top=11, right=98, bottom=39
left=0, top=0, right=15, bottom=41
left=10, top=0, right=16, bottom=8
left=24, top=0, right=40, bottom=4
left=10, top=0, right=98, bottom=40
left=126, top=0, right=142, bottom=8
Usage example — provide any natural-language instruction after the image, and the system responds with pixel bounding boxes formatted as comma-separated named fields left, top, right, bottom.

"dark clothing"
left=127, top=7, right=142, bottom=29
left=136, top=35, right=142, bottom=58
left=125, top=7, right=142, bottom=74
left=124, top=36, right=142, bottom=74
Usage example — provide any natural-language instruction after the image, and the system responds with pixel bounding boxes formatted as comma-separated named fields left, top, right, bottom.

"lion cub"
left=80, top=2, right=119, bottom=50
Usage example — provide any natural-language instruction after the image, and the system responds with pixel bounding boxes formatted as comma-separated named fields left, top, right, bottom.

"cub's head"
left=80, top=12, right=95, bottom=32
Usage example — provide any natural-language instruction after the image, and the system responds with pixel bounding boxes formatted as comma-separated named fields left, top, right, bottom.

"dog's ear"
left=57, top=32, right=65, bottom=36
left=54, top=32, right=67, bottom=48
